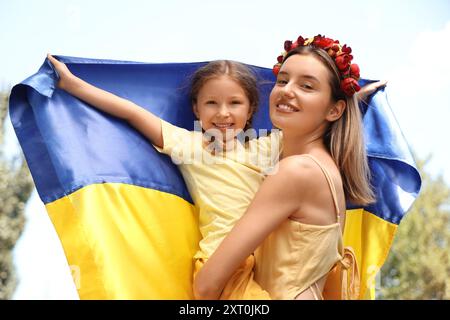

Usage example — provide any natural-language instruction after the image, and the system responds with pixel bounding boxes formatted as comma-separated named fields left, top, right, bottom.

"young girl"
left=47, top=55, right=280, bottom=299
left=194, top=35, right=375, bottom=300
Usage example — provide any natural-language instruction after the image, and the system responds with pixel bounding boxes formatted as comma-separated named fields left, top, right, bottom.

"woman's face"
left=269, top=53, right=340, bottom=136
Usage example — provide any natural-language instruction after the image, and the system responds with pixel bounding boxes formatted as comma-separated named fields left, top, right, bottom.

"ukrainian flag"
left=9, top=56, right=421, bottom=299
left=344, top=79, right=422, bottom=299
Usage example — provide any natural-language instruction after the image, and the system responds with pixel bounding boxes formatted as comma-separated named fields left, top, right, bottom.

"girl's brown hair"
left=190, top=60, right=259, bottom=130
left=284, top=47, right=375, bottom=206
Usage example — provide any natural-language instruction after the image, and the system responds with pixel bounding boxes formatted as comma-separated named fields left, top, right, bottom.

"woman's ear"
left=326, top=100, right=346, bottom=122
left=247, top=107, right=254, bottom=120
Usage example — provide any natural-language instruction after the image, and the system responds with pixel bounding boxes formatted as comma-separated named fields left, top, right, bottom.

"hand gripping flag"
left=9, top=56, right=421, bottom=299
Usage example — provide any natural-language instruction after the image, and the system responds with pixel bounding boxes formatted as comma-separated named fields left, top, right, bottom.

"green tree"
left=380, top=157, right=450, bottom=299
left=0, top=90, right=34, bottom=299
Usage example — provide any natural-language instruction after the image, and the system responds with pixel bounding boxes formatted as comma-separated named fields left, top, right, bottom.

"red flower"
left=341, top=77, right=361, bottom=96
left=341, top=44, right=352, bottom=54
left=273, top=64, right=281, bottom=75
left=327, top=44, right=340, bottom=58
left=313, top=35, right=336, bottom=50
left=277, top=55, right=284, bottom=63
left=350, top=64, right=360, bottom=79
left=297, top=36, right=305, bottom=46
left=331, top=43, right=340, bottom=52
left=284, top=40, right=293, bottom=51
left=312, top=35, right=321, bottom=43
left=335, top=54, right=352, bottom=71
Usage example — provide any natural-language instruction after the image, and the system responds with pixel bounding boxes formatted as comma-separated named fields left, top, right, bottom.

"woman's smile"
left=275, top=103, right=300, bottom=113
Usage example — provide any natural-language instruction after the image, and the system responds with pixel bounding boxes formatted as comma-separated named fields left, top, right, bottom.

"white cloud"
left=407, top=21, right=450, bottom=91
left=386, top=21, right=450, bottom=182
left=66, top=4, right=81, bottom=33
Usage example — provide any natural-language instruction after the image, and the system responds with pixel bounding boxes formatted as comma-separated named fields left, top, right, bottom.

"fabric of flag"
left=344, top=79, right=422, bottom=298
left=9, top=56, right=421, bottom=299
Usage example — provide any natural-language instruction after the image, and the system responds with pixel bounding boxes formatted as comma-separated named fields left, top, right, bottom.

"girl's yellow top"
left=156, top=120, right=281, bottom=260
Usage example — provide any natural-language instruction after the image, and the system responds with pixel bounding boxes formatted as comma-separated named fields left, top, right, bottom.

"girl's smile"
left=194, top=75, right=251, bottom=141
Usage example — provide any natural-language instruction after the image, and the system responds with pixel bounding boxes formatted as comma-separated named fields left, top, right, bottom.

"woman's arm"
left=47, top=54, right=163, bottom=148
left=193, top=156, right=314, bottom=299
left=357, top=80, right=388, bottom=103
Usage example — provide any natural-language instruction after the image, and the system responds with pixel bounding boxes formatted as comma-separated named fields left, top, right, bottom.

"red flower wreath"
left=273, top=34, right=361, bottom=97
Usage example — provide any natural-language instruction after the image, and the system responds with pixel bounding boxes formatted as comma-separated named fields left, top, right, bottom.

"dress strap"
left=338, top=246, right=361, bottom=300
left=300, top=154, right=341, bottom=222
left=312, top=282, right=324, bottom=300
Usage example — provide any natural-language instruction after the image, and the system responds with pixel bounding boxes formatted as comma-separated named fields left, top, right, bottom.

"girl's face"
left=193, top=75, right=252, bottom=141
left=269, top=54, right=344, bottom=136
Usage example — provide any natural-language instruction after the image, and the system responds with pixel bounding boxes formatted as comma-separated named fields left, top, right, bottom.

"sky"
left=1, top=0, right=449, bottom=299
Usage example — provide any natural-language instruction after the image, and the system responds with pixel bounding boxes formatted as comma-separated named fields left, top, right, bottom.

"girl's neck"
left=202, top=136, right=238, bottom=154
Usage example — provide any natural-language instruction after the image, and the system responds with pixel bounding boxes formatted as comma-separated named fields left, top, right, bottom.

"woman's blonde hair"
left=284, top=47, right=375, bottom=205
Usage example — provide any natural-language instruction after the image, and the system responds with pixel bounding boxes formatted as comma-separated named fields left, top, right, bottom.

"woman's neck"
left=281, top=131, right=327, bottom=159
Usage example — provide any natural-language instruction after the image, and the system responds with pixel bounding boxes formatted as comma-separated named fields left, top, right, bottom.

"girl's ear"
left=326, top=99, right=346, bottom=122
left=193, top=103, right=200, bottom=119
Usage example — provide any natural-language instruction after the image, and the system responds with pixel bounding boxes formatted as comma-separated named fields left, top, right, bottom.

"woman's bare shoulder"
left=275, top=155, right=327, bottom=184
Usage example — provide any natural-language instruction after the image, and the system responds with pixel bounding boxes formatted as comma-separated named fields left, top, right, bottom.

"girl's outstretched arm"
left=47, top=54, right=163, bottom=148
left=193, top=156, right=316, bottom=299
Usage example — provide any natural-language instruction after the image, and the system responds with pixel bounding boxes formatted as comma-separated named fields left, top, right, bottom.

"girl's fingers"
left=47, top=54, right=57, bottom=66
left=47, top=53, right=55, bottom=62
left=47, top=54, right=62, bottom=68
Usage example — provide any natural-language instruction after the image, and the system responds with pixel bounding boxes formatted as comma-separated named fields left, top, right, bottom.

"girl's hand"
left=357, top=80, right=388, bottom=103
left=47, top=54, right=75, bottom=90
left=45, top=54, right=164, bottom=147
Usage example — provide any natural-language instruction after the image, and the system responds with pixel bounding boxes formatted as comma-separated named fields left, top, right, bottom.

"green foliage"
left=0, top=90, right=34, bottom=299
left=380, top=157, right=450, bottom=299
